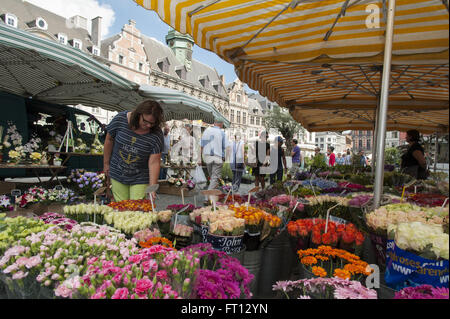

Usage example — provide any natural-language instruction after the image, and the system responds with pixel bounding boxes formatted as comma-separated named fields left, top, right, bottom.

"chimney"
left=70, top=15, right=88, bottom=30
left=129, top=19, right=136, bottom=27
left=220, top=75, right=225, bottom=85
left=91, top=16, right=102, bottom=47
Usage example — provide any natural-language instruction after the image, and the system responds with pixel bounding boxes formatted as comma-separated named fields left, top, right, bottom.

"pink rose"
left=111, top=288, right=129, bottom=299
left=12, top=270, right=28, bottom=280
left=91, top=291, right=106, bottom=299
left=135, top=278, right=153, bottom=295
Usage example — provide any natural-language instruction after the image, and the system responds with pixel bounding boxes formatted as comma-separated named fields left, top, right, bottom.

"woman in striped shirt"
left=103, top=100, right=164, bottom=202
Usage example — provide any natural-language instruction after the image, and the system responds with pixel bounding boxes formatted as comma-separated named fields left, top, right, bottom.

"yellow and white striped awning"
left=134, top=0, right=449, bottom=132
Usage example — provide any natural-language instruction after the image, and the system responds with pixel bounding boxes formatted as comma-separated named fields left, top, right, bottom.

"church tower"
left=165, top=28, right=194, bottom=71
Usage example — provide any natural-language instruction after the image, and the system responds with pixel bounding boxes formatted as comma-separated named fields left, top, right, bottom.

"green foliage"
left=385, top=147, right=401, bottom=166
left=348, top=173, right=373, bottom=186
left=383, top=171, right=414, bottom=187
left=264, top=105, right=304, bottom=152
left=310, top=153, right=327, bottom=171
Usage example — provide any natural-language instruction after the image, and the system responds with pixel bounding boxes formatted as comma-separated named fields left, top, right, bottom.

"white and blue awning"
left=139, top=84, right=230, bottom=126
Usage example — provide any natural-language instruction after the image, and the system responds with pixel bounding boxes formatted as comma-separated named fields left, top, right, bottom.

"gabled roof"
left=141, top=34, right=228, bottom=98
left=0, top=0, right=95, bottom=53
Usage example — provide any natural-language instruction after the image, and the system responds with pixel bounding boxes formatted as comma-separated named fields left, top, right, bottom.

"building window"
left=320, top=137, right=324, bottom=142
left=5, top=14, right=18, bottom=28
left=392, top=131, right=398, bottom=138
left=242, top=112, right=246, bottom=125
left=139, top=63, right=143, bottom=72
left=175, top=66, right=186, bottom=79
left=36, top=17, right=48, bottom=30
left=367, top=139, right=371, bottom=150
left=58, top=33, right=67, bottom=44
left=199, top=75, right=209, bottom=88
left=157, top=58, right=170, bottom=73
left=250, top=116, right=254, bottom=125
left=237, top=111, right=241, bottom=124
left=92, top=46, right=100, bottom=56
left=256, top=117, right=260, bottom=126
left=72, top=39, right=82, bottom=50
left=237, top=95, right=241, bottom=103
left=230, top=110, right=235, bottom=123
left=359, top=140, right=363, bottom=149
left=118, top=55, right=125, bottom=64
left=315, top=138, right=318, bottom=143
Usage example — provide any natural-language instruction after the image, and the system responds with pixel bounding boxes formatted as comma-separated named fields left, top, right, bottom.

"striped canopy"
left=134, top=0, right=449, bottom=132
left=0, top=23, right=142, bottom=111
left=139, top=85, right=231, bottom=126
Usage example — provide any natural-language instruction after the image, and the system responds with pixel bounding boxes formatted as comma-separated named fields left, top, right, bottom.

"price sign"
left=11, top=189, right=21, bottom=197
left=201, top=189, right=222, bottom=196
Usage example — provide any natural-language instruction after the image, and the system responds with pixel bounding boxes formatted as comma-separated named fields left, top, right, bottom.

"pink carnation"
left=112, top=288, right=130, bottom=299
left=135, top=278, right=153, bottom=295
left=55, top=284, right=73, bottom=298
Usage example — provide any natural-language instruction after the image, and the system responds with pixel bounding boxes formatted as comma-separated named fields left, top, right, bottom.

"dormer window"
left=57, top=33, right=67, bottom=44
left=36, top=17, right=48, bottom=30
left=157, top=57, right=170, bottom=73
left=4, top=13, right=18, bottom=28
left=92, top=46, right=100, bottom=56
left=212, top=81, right=220, bottom=93
left=199, top=75, right=209, bottom=88
left=175, top=65, right=187, bottom=80
left=118, top=54, right=124, bottom=64
left=72, top=39, right=82, bottom=50
left=138, top=62, right=143, bottom=72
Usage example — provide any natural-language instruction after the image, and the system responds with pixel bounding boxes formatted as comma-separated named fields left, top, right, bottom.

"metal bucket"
left=256, top=230, right=293, bottom=298
left=242, top=249, right=263, bottom=297
left=228, top=245, right=245, bottom=263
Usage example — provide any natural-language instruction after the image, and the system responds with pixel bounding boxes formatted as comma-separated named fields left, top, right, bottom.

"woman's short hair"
left=407, top=129, right=420, bottom=142
left=129, top=100, right=164, bottom=132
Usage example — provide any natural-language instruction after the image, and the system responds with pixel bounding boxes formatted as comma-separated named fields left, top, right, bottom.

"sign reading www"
left=385, top=239, right=449, bottom=290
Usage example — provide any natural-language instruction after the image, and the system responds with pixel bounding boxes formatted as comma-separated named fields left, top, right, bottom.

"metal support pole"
left=434, top=132, right=439, bottom=172
left=373, top=0, right=396, bottom=209
left=372, top=96, right=381, bottom=175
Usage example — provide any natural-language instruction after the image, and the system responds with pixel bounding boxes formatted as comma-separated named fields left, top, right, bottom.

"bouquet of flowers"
left=172, top=224, right=193, bottom=237
left=273, top=277, right=377, bottom=299
left=298, top=245, right=373, bottom=281
left=208, top=217, right=245, bottom=236
left=366, top=204, right=448, bottom=235
left=0, top=195, right=14, bottom=212
left=0, top=215, right=51, bottom=254
left=189, top=207, right=236, bottom=226
left=387, top=222, right=449, bottom=260
left=74, top=138, right=89, bottom=153
left=181, top=243, right=254, bottom=299
left=90, top=132, right=103, bottom=155
left=103, top=211, right=159, bottom=235
left=108, top=200, right=154, bottom=212
left=228, top=204, right=266, bottom=234
left=67, top=169, right=105, bottom=199
left=156, top=210, right=173, bottom=235
left=29, top=152, right=42, bottom=164
left=0, top=224, right=139, bottom=299
left=167, top=177, right=185, bottom=187
left=287, top=219, right=365, bottom=254
left=63, top=203, right=114, bottom=224
left=38, top=212, right=78, bottom=232
left=394, top=285, right=449, bottom=299
left=301, top=178, right=338, bottom=190
left=15, top=187, right=47, bottom=208
left=133, top=228, right=162, bottom=243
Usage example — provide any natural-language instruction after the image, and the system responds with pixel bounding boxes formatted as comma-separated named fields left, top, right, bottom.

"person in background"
left=159, top=124, right=170, bottom=180
left=336, top=153, right=344, bottom=165
left=327, top=146, right=336, bottom=167
left=401, top=129, right=428, bottom=179
left=103, top=100, right=163, bottom=202
left=200, top=120, right=226, bottom=204
left=289, top=139, right=301, bottom=178
left=270, top=136, right=287, bottom=184
left=253, top=131, right=271, bottom=190
left=180, top=124, right=197, bottom=164
left=359, top=151, right=368, bottom=167
left=230, top=132, right=245, bottom=193
left=345, top=150, right=352, bottom=165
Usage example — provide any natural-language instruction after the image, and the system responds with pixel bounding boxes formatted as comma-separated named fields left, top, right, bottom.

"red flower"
left=342, top=230, right=355, bottom=244
left=311, top=230, right=322, bottom=244
left=322, top=231, right=336, bottom=245
left=355, top=232, right=365, bottom=246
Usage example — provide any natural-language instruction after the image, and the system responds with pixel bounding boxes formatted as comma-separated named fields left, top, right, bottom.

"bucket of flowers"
left=228, top=204, right=265, bottom=251
left=170, top=224, right=194, bottom=249
left=297, top=245, right=374, bottom=284
left=67, top=169, right=105, bottom=201
left=206, top=216, right=246, bottom=254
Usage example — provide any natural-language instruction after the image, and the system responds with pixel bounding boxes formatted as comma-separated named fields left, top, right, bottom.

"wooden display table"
left=0, top=163, right=66, bottom=185
left=157, top=180, right=196, bottom=197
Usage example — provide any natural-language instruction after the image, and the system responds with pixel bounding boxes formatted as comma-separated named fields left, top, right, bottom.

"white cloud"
left=24, top=0, right=115, bottom=38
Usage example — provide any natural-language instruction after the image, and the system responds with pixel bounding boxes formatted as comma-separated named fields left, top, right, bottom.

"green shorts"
left=110, top=178, right=148, bottom=202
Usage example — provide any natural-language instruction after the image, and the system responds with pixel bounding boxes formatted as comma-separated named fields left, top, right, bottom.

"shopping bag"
left=193, top=166, right=207, bottom=184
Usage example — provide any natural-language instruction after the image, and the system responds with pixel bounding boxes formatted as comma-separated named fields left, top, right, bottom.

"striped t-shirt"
left=106, top=111, right=163, bottom=185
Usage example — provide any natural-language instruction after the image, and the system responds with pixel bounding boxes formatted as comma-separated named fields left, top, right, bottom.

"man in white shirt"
left=159, top=124, right=170, bottom=179
left=200, top=120, right=226, bottom=202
